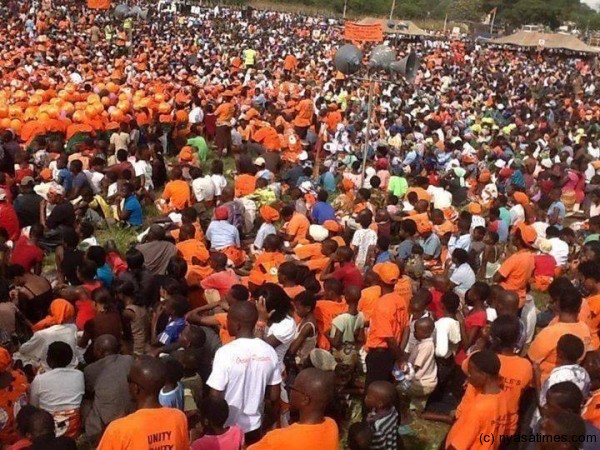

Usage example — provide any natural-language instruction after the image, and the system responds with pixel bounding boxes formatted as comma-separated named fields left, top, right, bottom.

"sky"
left=583, top=0, right=600, bottom=10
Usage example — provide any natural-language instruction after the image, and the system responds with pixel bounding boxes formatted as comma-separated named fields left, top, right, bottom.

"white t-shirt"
left=211, top=174, right=228, bottom=197
left=549, top=237, right=569, bottom=267
left=207, top=338, right=281, bottom=433
left=134, top=160, right=154, bottom=190
left=84, top=170, right=104, bottom=194
left=110, top=132, right=131, bottom=152
left=30, top=367, right=84, bottom=412
left=189, top=106, right=204, bottom=124
left=267, top=316, right=297, bottom=370
left=427, top=185, right=452, bottom=209
left=509, top=204, right=525, bottom=226
left=351, top=228, right=378, bottom=269
left=433, top=317, right=461, bottom=359
left=192, top=176, right=216, bottom=202
left=450, top=263, right=476, bottom=297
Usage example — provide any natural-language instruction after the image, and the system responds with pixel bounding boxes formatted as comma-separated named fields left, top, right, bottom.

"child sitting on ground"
left=159, top=357, right=185, bottom=411
left=364, top=381, right=404, bottom=450
left=191, top=397, right=244, bottom=450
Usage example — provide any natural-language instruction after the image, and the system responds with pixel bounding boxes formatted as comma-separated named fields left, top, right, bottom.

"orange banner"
left=344, top=22, right=384, bottom=43
left=87, top=0, right=110, bottom=10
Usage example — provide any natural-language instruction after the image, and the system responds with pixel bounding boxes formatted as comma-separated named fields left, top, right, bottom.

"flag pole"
left=390, top=0, right=396, bottom=21
left=490, top=8, right=497, bottom=34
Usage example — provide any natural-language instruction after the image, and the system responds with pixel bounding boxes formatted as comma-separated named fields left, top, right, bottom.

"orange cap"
left=513, top=192, right=529, bottom=205
left=468, top=202, right=483, bottom=215
left=40, top=168, right=53, bottom=181
left=179, top=146, right=193, bottom=162
left=516, top=223, right=537, bottom=246
left=373, top=262, right=400, bottom=285
left=260, top=205, right=280, bottom=223
left=323, top=220, right=341, bottom=233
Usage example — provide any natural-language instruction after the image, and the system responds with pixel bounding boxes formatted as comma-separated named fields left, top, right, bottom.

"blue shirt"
left=319, top=172, right=336, bottom=193
left=158, top=317, right=186, bottom=345
left=159, top=382, right=184, bottom=410
left=96, top=263, right=114, bottom=288
left=206, top=220, right=240, bottom=249
left=496, top=219, right=509, bottom=243
left=57, top=169, right=73, bottom=192
left=311, top=201, right=336, bottom=225
left=376, top=251, right=391, bottom=263
left=123, top=195, right=143, bottom=226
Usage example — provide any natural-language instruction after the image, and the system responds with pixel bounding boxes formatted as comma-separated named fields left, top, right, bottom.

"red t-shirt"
left=428, top=288, right=444, bottom=320
left=331, top=262, right=364, bottom=290
left=200, top=269, right=240, bottom=297
left=10, top=236, right=44, bottom=272
left=0, top=203, right=20, bottom=241
left=75, top=299, right=96, bottom=331
left=534, top=254, right=556, bottom=277
left=455, top=310, right=487, bottom=364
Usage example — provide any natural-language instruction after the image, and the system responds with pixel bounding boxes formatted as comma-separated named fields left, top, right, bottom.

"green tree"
left=448, top=0, right=485, bottom=21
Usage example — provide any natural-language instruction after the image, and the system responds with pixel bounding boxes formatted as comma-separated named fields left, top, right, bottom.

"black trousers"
left=365, top=348, right=395, bottom=388
left=245, top=428, right=263, bottom=445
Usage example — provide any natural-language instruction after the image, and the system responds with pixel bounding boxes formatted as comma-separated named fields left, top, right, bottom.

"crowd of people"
left=0, top=0, right=599, bottom=449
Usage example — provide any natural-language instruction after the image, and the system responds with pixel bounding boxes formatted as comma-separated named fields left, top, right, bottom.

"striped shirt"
left=370, top=408, right=401, bottom=450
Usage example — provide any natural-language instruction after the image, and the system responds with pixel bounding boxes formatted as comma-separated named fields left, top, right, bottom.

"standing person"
left=207, top=302, right=281, bottom=445
left=494, top=223, right=537, bottom=308
left=248, top=368, right=338, bottom=450
left=444, top=350, right=511, bottom=450
left=364, top=262, right=409, bottom=387
left=0, top=189, right=19, bottom=241
left=97, top=357, right=189, bottom=450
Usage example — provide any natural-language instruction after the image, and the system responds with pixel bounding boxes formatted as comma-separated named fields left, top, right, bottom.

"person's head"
left=281, top=204, right=295, bottom=221
left=162, top=357, right=184, bottom=386
left=125, top=248, right=145, bottom=271
left=278, top=261, right=298, bottom=285
left=431, top=209, right=445, bottom=225
left=179, top=324, right=206, bottom=349
left=165, top=294, right=190, bottom=319
left=15, top=404, right=37, bottom=438
left=496, top=290, right=519, bottom=317
left=227, top=301, right=259, bottom=337
left=344, top=285, right=361, bottom=306
left=257, top=283, right=293, bottom=323
left=93, top=334, right=121, bottom=361
left=357, top=209, right=373, bottom=229
left=200, top=397, right=230, bottom=433
left=323, top=278, right=343, bottom=300
left=69, top=159, right=83, bottom=174
left=577, top=261, right=600, bottom=297
left=472, top=226, right=486, bottom=242
left=467, top=349, right=500, bottom=390
left=317, top=190, right=328, bottom=203
left=376, top=236, right=390, bottom=253
left=62, top=228, right=80, bottom=249
left=46, top=341, right=73, bottom=369
left=178, top=223, right=196, bottom=241
left=224, top=284, right=249, bottom=306
left=400, top=219, right=417, bottom=238
left=409, top=289, right=432, bottom=317
left=321, top=239, right=339, bottom=257
left=441, top=291, right=460, bottom=316
left=556, top=334, right=585, bottom=366
left=28, top=409, right=56, bottom=442
left=293, top=291, right=316, bottom=319
left=347, top=421, right=373, bottom=450
left=364, top=380, right=398, bottom=412
left=209, top=252, right=228, bottom=271
left=335, top=246, right=354, bottom=263
left=146, top=224, right=167, bottom=242
left=127, top=356, right=168, bottom=405
left=92, top=287, right=116, bottom=313
left=289, top=367, right=335, bottom=416
left=489, top=315, right=520, bottom=352
left=451, top=248, right=469, bottom=267
left=466, top=281, right=490, bottom=307
left=181, top=207, right=198, bottom=225
left=558, top=287, right=582, bottom=316
left=414, top=317, right=435, bottom=341
left=539, top=410, right=586, bottom=450
left=484, top=230, right=499, bottom=246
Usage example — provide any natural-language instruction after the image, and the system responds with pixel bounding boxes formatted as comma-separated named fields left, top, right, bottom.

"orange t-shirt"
left=163, top=179, right=191, bottom=210
left=283, top=55, right=298, bottom=72
left=287, top=213, right=310, bottom=243
left=445, top=392, right=511, bottom=450
left=358, top=285, right=382, bottom=323
left=176, top=239, right=210, bottom=265
left=248, top=417, right=338, bottom=450
left=97, top=408, right=189, bottom=450
left=248, top=252, right=286, bottom=286
left=234, top=174, right=256, bottom=198
left=586, top=294, right=600, bottom=350
left=293, top=99, right=314, bottom=127
left=498, top=250, right=535, bottom=307
left=214, top=312, right=234, bottom=345
left=253, top=126, right=281, bottom=151
left=434, top=220, right=456, bottom=238
left=406, top=187, right=431, bottom=202
left=394, top=276, right=413, bottom=310
left=214, top=102, right=235, bottom=123
left=170, top=222, right=205, bottom=242
left=283, top=285, right=306, bottom=300
left=294, top=243, right=323, bottom=261
left=314, top=300, right=348, bottom=350
left=365, top=292, right=408, bottom=350
left=528, top=321, right=592, bottom=385
left=461, top=353, right=533, bottom=435
left=0, top=370, right=28, bottom=445
left=583, top=390, right=600, bottom=429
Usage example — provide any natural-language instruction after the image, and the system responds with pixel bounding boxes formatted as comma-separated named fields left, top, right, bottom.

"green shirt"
left=187, top=136, right=209, bottom=161
left=388, top=176, right=408, bottom=198
left=584, top=234, right=600, bottom=244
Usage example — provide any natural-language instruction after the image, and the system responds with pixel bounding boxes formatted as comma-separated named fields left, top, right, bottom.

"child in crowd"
left=456, top=282, right=489, bottom=364
left=314, top=279, right=348, bottom=351
left=289, top=291, right=317, bottom=368
left=375, top=236, right=393, bottom=264
left=347, top=421, right=373, bottom=450
left=406, top=317, right=437, bottom=411
left=159, top=357, right=185, bottom=411
left=329, top=285, right=364, bottom=351
left=364, top=381, right=403, bottom=450
left=479, top=230, right=501, bottom=282
left=404, top=289, right=433, bottom=354
left=191, top=398, right=244, bottom=450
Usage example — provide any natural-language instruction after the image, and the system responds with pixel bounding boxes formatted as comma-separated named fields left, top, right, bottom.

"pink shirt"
left=191, top=426, right=244, bottom=450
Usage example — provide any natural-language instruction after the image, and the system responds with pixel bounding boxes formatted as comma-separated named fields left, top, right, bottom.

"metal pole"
left=361, top=77, right=374, bottom=186
left=390, top=0, right=396, bottom=21
left=490, top=9, right=496, bottom=35
left=343, top=0, right=348, bottom=19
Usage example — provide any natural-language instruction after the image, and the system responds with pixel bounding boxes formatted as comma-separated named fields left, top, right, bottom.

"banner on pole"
left=87, top=0, right=110, bottom=10
left=344, top=22, right=383, bottom=42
